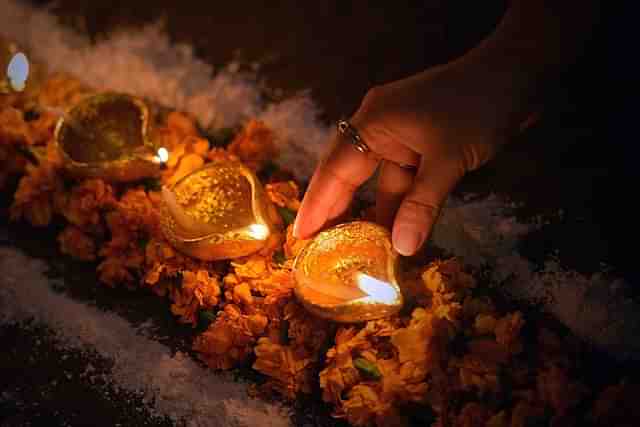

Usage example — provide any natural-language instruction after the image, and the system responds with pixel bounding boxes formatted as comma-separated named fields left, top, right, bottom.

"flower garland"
left=1, top=73, right=637, bottom=427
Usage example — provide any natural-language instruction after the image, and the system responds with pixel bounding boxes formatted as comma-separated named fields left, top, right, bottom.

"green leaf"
left=276, top=206, right=296, bottom=227
left=198, top=309, right=217, bottom=328
left=353, top=357, right=382, bottom=380
left=137, top=237, right=149, bottom=250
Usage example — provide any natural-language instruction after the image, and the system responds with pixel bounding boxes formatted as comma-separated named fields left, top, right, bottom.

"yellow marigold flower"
left=58, top=225, right=96, bottom=261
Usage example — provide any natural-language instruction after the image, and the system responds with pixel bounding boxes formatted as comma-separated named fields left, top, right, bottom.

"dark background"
left=2, top=1, right=628, bottom=426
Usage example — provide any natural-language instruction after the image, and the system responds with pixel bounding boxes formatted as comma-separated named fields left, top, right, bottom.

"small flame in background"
left=356, top=273, right=399, bottom=305
left=247, top=223, right=269, bottom=240
left=154, top=147, right=169, bottom=164
left=6, top=52, right=29, bottom=92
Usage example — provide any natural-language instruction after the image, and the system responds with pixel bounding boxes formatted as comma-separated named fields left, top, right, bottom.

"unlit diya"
left=53, top=92, right=164, bottom=182
left=159, top=160, right=275, bottom=261
left=293, top=221, right=403, bottom=323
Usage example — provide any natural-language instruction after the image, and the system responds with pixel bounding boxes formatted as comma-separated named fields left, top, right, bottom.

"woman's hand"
left=293, top=57, right=526, bottom=256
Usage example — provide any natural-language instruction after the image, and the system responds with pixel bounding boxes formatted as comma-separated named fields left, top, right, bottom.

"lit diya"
left=159, top=161, right=274, bottom=261
left=53, top=92, right=165, bottom=182
left=293, top=221, right=404, bottom=323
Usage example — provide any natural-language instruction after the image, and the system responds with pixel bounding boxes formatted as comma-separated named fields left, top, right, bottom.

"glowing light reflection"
left=355, top=273, right=398, bottom=304
left=247, top=223, right=269, bottom=240
left=153, top=147, right=169, bottom=164
left=7, top=52, right=29, bottom=92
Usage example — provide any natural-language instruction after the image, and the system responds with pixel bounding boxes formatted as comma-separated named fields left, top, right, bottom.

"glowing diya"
left=293, top=221, right=404, bottom=323
left=53, top=92, right=165, bottom=182
left=159, top=161, right=275, bottom=261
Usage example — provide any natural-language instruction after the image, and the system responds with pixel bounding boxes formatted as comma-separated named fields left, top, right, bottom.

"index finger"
left=293, top=131, right=379, bottom=239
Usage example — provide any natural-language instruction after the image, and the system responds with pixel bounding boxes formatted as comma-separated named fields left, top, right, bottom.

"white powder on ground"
left=0, top=247, right=291, bottom=427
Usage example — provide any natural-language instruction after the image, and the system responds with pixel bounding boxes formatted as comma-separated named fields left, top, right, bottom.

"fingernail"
left=393, top=226, right=423, bottom=256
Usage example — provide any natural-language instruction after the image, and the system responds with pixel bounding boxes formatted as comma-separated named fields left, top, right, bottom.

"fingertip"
left=392, top=224, right=425, bottom=256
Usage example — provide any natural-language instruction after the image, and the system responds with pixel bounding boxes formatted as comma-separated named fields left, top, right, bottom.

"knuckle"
left=400, top=197, right=441, bottom=224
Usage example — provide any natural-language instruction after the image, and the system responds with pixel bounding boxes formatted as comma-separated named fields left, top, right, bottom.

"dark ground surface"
left=1, top=1, right=632, bottom=426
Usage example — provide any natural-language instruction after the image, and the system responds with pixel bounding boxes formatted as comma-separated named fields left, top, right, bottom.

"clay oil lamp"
left=293, top=221, right=404, bottom=323
left=159, top=160, right=275, bottom=261
left=53, top=92, right=166, bottom=182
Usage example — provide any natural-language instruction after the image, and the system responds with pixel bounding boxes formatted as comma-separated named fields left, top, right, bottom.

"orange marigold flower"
left=61, top=179, right=116, bottom=229
left=253, top=337, right=315, bottom=399
left=58, top=225, right=96, bottom=261
left=28, top=110, right=59, bottom=145
left=170, top=270, right=221, bottom=326
left=38, top=73, right=92, bottom=110
left=166, top=111, right=199, bottom=138
left=97, top=256, right=136, bottom=287
left=494, top=312, right=525, bottom=355
left=341, top=385, right=392, bottom=427
left=0, top=107, right=32, bottom=145
left=10, top=161, right=63, bottom=226
left=227, top=119, right=277, bottom=172
left=194, top=304, right=268, bottom=370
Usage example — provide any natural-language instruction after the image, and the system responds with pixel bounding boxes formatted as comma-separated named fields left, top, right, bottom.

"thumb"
left=391, top=157, right=463, bottom=256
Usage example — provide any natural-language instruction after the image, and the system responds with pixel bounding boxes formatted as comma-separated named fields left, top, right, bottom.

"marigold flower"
left=38, top=73, right=92, bottom=109
left=227, top=119, right=277, bottom=172
left=170, top=270, right=221, bottom=326
left=194, top=304, right=268, bottom=370
left=61, top=179, right=116, bottom=229
left=0, top=107, right=32, bottom=145
left=10, top=160, right=63, bottom=226
left=253, top=337, right=315, bottom=399
left=58, top=225, right=96, bottom=261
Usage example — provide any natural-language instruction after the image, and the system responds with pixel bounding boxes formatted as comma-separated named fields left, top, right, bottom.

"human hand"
left=293, top=58, right=530, bottom=256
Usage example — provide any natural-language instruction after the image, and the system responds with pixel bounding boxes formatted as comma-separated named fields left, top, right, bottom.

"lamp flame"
left=247, top=223, right=269, bottom=240
left=154, top=147, right=169, bottom=164
left=355, top=273, right=399, bottom=305
left=7, top=52, right=29, bottom=92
